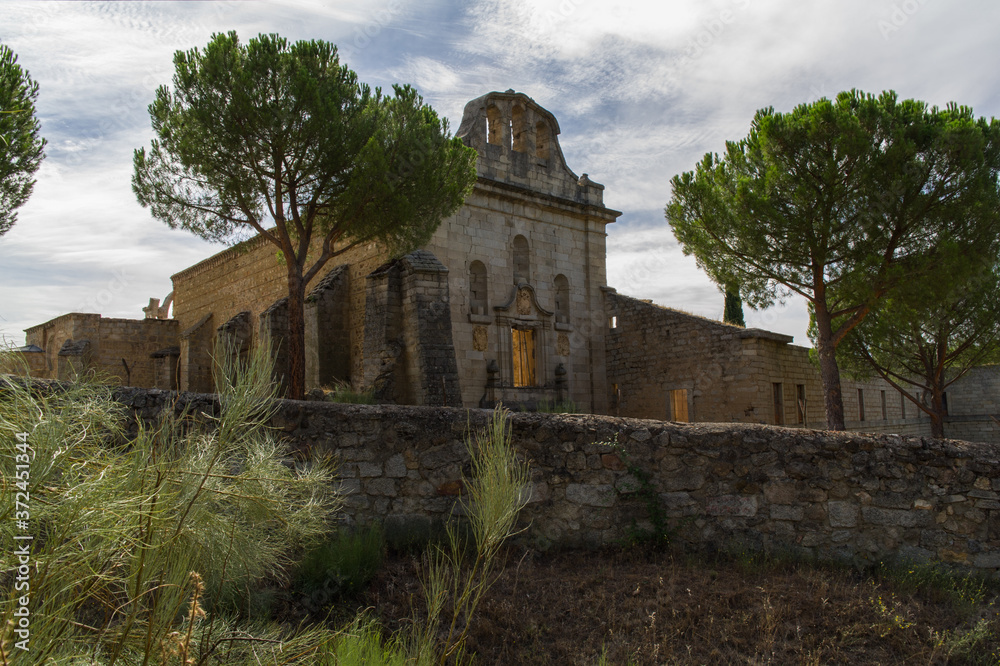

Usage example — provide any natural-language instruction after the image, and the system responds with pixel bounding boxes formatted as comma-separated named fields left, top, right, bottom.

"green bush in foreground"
left=0, top=343, right=340, bottom=664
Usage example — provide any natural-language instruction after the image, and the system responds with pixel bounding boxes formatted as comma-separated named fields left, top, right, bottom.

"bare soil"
left=361, top=546, right=1000, bottom=665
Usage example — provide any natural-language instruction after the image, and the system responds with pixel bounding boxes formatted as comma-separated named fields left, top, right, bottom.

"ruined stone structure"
left=13, top=90, right=1000, bottom=443
left=157, top=89, right=619, bottom=412
left=605, top=293, right=937, bottom=436
left=20, top=313, right=178, bottom=387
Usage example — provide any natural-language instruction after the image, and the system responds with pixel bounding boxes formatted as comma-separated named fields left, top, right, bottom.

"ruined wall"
left=305, top=266, right=351, bottom=389
left=25, top=313, right=101, bottom=378
left=116, top=390, right=1000, bottom=573
left=23, top=313, right=178, bottom=387
left=171, top=236, right=387, bottom=390
left=360, top=253, right=462, bottom=406
left=605, top=294, right=934, bottom=437
left=8, top=349, right=45, bottom=377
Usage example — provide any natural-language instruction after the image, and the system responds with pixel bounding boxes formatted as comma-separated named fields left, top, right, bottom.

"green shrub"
left=0, top=339, right=341, bottom=664
left=324, top=381, right=376, bottom=404
left=295, top=525, right=385, bottom=611
left=537, top=399, right=577, bottom=414
left=417, top=406, right=532, bottom=662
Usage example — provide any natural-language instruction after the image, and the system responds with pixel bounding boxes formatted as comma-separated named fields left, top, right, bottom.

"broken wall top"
left=456, top=90, right=612, bottom=210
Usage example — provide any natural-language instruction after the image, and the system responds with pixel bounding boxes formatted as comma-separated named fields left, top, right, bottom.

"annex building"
left=14, top=90, right=999, bottom=443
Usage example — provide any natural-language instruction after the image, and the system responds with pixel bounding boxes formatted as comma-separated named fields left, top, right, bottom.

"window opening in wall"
left=535, top=121, right=550, bottom=160
left=901, top=393, right=907, bottom=420
left=554, top=274, right=569, bottom=323
left=609, top=315, right=618, bottom=330
left=796, top=384, right=806, bottom=424
left=881, top=390, right=887, bottom=420
left=512, top=234, right=530, bottom=284
left=511, top=327, right=537, bottom=387
left=469, top=261, right=488, bottom=315
left=669, top=389, right=689, bottom=422
left=486, top=104, right=502, bottom=146
left=772, top=382, right=784, bottom=425
left=511, top=105, right=526, bottom=152
left=858, top=388, right=865, bottom=421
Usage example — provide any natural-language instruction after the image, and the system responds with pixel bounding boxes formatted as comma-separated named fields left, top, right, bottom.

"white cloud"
left=3, top=0, right=1000, bottom=352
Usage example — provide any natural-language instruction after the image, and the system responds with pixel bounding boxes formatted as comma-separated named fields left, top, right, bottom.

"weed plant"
left=536, top=400, right=577, bottom=414
left=322, top=381, right=375, bottom=405
left=611, top=441, right=672, bottom=548
left=875, top=558, right=995, bottom=617
left=416, top=406, right=531, bottom=664
left=0, top=341, right=340, bottom=664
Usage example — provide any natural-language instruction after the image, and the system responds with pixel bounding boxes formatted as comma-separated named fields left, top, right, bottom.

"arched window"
left=511, top=105, right=527, bottom=152
left=535, top=121, right=551, bottom=160
left=512, top=235, right=530, bottom=284
left=486, top=104, right=503, bottom=146
left=469, top=260, right=488, bottom=315
left=554, top=274, right=569, bottom=323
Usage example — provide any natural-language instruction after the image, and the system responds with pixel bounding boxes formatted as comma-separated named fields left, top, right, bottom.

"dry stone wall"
left=115, top=388, right=1000, bottom=574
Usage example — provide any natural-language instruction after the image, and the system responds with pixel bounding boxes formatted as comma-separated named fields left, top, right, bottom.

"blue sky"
left=2, top=0, right=999, bottom=348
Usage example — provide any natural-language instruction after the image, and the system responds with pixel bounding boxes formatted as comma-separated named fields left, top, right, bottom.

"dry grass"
left=362, top=547, right=1000, bottom=665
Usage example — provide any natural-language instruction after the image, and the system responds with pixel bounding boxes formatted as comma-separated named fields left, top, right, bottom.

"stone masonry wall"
left=171, top=235, right=387, bottom=389
left=943, top=365, right=1000, bottom=444
left=116, top=389, right=1000, bottom=574
left=430, top=90, right=621, bottom=412
left=605, top=294, right=935, bottom=438
left=23, top=313, right=178, bottom=387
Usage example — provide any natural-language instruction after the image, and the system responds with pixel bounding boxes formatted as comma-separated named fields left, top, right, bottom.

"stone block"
left=705, top=495, right=757, bottom=517
left=565, top=483, right=615, bottom=508
left=364, top=478, right=398, bottom=497
left=770, top=504, right=804, bottom=521
left=973, top=552, right=1000, bottom=568
left=662, top=472, right=705, bottom=492
left=828, top=501, right=858, bottom=528
left=385, top=453, right=407, bottom=478
left=763, top=482, right=797, bottom=505
left=356, top=462, right=383, bottom=478
left=615, top=474, right=641, bottom=494
left=861, top=506, right=922, bottom=528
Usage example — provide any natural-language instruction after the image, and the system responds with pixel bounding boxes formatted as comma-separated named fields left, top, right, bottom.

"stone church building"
left=15, top=91, right=1000, bottom=442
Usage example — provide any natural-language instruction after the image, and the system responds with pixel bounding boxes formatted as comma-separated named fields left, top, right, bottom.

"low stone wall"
left=115, top=388, right=1000, bottom=572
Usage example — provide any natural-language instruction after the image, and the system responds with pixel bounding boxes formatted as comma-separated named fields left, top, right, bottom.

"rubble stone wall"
left=116, top=389, right=1000, bottom=574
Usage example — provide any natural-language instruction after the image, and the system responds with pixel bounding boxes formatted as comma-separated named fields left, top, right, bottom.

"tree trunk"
left=929, top=389, right=946, bottom=439
left=813, top=301, right=846, bottom=430
left=286, top=267, right=307, bottom=400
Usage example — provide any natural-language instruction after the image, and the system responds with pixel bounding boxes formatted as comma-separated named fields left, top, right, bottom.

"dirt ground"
left=361, top=546, right=1000, bottom=665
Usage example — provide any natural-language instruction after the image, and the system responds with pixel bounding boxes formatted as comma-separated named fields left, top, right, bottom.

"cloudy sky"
left=1, top=0, right=998, bottom=348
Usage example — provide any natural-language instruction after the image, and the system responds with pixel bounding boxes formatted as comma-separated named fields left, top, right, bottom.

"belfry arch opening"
left=535, top=121, right=551, bottom=160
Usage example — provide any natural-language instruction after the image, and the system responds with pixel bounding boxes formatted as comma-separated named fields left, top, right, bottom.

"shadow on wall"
left=112, top=387, right=1000, bottom=576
